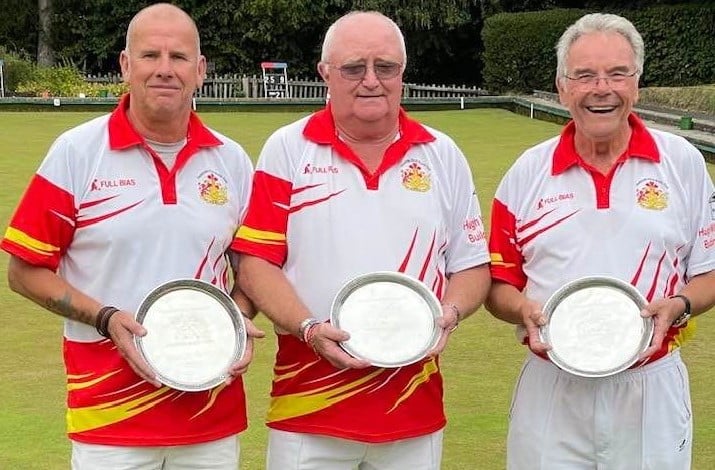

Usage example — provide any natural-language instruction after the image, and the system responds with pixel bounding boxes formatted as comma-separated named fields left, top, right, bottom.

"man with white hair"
left=486, top=12, right=715, bottom=469
left=2, top=3, right=260, bottom=469
left=233, top=10, right=491, bottom=470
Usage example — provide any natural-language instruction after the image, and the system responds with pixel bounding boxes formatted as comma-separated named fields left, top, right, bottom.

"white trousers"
left=507, top=351, right=692, bottom=470
left=71, top=434, right=239, bottom=470
left=266, top=429, right=443, bottom=470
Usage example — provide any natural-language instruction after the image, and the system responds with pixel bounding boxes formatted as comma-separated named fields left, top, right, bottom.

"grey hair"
left=320, top=11, right=407, bottom=67
left=125, top=3, right=201, bottom=54
left=555, top=13, right=644, bottom=81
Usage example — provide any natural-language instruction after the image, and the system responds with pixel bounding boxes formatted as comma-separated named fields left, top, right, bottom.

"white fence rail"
left=85, top=73, right=488, bottom=99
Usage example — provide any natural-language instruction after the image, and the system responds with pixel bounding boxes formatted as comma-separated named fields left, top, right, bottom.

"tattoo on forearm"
left=45, top=292, right=92, bottom=324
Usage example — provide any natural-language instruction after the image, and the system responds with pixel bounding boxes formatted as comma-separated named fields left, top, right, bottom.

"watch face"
left=330, top=271, right=442, bottom=368
left=540, top=276, right=653, bottom=378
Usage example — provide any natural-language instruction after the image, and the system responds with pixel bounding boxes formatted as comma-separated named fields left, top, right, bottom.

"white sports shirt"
left=232, top=105, right=489, bottom=442
left=2, top=95, right=253, bottom=445
left=490, top=114, right=715, bottom=363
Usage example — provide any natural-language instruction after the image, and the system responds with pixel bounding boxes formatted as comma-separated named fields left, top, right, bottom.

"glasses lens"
left=336, top=62, right=402, bottom=81
left=374, top=62, right=401, bottom=79
left=339, top=64, right=366, bottom=80
left=568, top=71, right=636, bottom=90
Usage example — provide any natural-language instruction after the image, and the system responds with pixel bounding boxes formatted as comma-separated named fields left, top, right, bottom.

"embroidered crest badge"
left=400, top=160, right=431, bottom=192
left=636, top=179, right=668, bottom=210
left=198, top=171, right=229, bottom=205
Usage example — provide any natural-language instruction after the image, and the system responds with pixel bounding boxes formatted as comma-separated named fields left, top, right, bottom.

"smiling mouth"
left=586, top=105, right=618, bottom=114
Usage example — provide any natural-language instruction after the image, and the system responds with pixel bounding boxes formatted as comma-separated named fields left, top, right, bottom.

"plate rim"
left=134, top=278, right=247, bottom=391
left=330, top=271, right=442, bottom=368
left=539, top=275, right=654, bottom=377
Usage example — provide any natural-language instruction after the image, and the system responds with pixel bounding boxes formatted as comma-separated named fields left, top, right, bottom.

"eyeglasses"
left=327, top=61, right=403, bottom=81
left=564, top=70, right=639, bottom=89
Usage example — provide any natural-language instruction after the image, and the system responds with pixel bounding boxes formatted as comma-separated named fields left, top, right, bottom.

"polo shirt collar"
left=108, top=94, right=221, bottom=150
left=552, top=113, right=660, bottom=175
left=303, top=103, right=435, bottom=145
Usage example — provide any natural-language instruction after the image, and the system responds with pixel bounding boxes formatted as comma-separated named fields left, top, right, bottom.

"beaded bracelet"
left=95, top=306, right=120, bottom=338
left=298, top=317, right=321, bottom=343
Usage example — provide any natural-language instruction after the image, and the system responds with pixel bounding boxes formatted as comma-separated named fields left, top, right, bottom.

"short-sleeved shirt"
left=232, top=105, right=489, bottom=442
left=1, top=95, right=254, bottom=446
left=489, top=114, right=715, bottom=363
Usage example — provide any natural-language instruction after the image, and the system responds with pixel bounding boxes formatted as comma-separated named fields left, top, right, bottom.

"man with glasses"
left=486, top=13, right=715, bottom=469
left=232, top=10, right=490, bottom=470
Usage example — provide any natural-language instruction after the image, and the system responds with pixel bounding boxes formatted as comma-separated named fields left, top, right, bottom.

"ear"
left=197, top=55, right=207, bottom=88
left=556, top=76, right=568, bottom=106
left=119, top=50, right=130, bottom=83
left=317, top=62, right=329, bottom=82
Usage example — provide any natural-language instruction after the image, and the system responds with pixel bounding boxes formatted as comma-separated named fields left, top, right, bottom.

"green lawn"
left=1, top=109, right=714, bottom=469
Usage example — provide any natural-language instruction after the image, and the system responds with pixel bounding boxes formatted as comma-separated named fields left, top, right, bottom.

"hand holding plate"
left=226, top=317, right=265, bottom=383
left=427, top=304, right=460, bottom=357
left=108, top=310, right=161, bottom=387
left=309, top=323, right=371, bottom=369
left=639, top=296, right=685, bottom=360
left=521, top=298, right=550, bottom=355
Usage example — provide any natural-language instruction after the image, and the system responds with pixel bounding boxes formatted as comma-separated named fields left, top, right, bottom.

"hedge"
left=482, top=5, right=715, bottom=94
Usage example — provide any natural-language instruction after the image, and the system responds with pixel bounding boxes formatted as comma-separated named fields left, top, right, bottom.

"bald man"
left=232, top=10, right=490, bottom=470
left=2, top=3, right=261, bottom=469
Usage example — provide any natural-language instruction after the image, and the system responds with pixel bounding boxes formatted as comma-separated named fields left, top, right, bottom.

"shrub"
left=482, top=9, right=587, bottom=94
left=15, top=66, right=128, bottom=97
left=482, top=5, right=715, bottom=94
left=0, top=47, right=37, bottom=95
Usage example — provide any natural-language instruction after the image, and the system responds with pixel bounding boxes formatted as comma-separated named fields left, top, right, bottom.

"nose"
left=155, top=53, right=175, bottom=79
left=592, top=76, right=613, bottom=92
left=360, top=66, right=380, bottom=87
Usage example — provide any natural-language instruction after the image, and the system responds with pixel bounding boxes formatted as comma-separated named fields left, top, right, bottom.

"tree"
left=37, top=0, right=53, bottom=66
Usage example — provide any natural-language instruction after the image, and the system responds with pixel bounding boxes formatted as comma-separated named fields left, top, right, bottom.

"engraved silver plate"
left=330, top=271, right=442, bottom=368
left=135, top=279, right=247, bottom=391
left=540, top=276, right=653, bottom=378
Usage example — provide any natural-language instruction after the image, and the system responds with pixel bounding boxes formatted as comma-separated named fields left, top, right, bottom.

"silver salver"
left=539, top=276, right=653, bottom=378
left=330, top=271, right=442, bottom=368
left=134, top=279, right=247, bottom=391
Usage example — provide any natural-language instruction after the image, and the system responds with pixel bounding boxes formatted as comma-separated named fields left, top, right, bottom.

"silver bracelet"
left=298, top=317, right=321, bottom=342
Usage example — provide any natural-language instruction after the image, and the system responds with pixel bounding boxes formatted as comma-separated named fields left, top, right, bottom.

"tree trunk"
left=37, top=0, right=54, bottom=66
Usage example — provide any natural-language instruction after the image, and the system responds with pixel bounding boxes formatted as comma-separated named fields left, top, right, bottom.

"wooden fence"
left=85, top=73, right=488, bottom=99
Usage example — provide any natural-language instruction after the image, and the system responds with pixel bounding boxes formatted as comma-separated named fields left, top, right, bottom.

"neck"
left=335, top=119, right=399, bottom=146
left=574, top=127, right=631, bottom=174
left=127, top=107, right=190, bottom=143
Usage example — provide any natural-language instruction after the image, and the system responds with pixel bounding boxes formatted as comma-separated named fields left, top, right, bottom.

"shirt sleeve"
left=685, top=144, right=715, bottom=277
left=230, top=127, right=296, bottom=266
left=489, top=171, right=528, bottom=291
left=443, top=137, right=490, bottom=274
left=1, top=136, right=78, bottom=270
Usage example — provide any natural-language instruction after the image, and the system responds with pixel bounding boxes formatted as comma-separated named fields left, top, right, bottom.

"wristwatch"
left=670, top=294, right=691, bottom=327
left=298, top=317, right=320, bottom=342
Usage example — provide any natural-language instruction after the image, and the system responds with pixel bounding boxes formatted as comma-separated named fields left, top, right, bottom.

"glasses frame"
left=325, top=61, right=404, bottom=81
left=563, top=70, right=640, bottom=89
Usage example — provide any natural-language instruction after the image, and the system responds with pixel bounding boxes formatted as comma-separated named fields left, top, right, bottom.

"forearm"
left=484, top=280, right=530, bottom=325
left=238, top=254, right=312, bottom=337
left=8, top=256, right=103, bottom=326
left=229, top=252, right=258, bottom=319
left=441, top=264, right=491, bottom=321
left=677, top=270, right=715, bottom=317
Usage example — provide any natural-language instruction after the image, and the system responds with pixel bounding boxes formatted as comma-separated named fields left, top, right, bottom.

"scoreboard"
left=260, top=61, right=289, bottom=98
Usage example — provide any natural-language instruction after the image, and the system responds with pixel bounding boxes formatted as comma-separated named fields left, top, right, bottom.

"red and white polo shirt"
left=232, top=105, right=489, bottom=442
left=2, top=95, right=254, bottom=446
left=490, top=113, right=715, bottom=363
